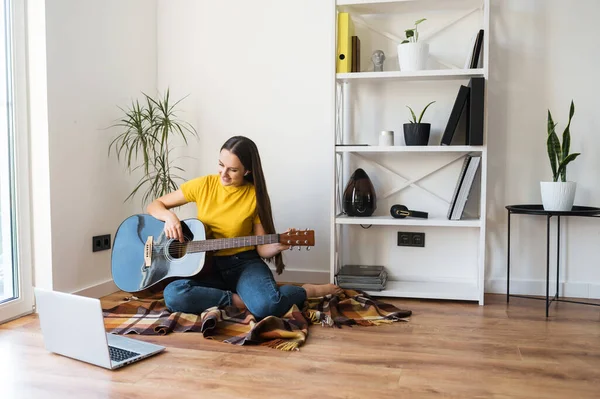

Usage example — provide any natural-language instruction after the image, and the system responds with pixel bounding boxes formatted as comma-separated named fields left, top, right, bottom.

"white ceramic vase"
left=397, top=42, right=429, bottom=71
left=540, top=181, right=576, bottom=211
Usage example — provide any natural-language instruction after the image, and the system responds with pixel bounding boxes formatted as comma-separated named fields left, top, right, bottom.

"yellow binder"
left=337, top=12, right=355, bottom=73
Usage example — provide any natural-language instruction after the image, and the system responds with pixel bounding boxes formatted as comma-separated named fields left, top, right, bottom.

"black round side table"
left=506, top=204, right=600, bottom=317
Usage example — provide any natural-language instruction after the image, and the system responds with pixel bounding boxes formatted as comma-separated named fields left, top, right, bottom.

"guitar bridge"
left=144, top=236, right=153, bottom=267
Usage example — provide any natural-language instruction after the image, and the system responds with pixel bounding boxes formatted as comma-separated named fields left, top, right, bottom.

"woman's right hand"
left=164, top=212, right=184, bottom=242
left=146, top=189, right=188, bottom=243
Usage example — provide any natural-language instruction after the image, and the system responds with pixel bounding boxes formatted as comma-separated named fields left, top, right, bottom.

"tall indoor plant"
left=109, top=89, right=198, bottom=206
left=540, top=100, right=580, bottom=211
left=397, top=18, right=429, bottom=71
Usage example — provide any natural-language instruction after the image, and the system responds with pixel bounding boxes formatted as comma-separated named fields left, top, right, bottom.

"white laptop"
left=34, top=288, right=165, bottom=370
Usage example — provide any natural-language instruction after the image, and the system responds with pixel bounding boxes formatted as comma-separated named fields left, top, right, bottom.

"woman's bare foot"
left=231, top=293, right=247, bottom=310
left=302, top=283, right=342, bottom=298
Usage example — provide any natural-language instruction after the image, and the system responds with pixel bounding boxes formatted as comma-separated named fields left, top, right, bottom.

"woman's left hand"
left=278, top=228, right=295, bottom=252
left=255, top=225, right=298, bottom=258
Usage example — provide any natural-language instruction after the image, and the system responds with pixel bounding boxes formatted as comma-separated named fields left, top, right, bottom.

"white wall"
left=485, top=0, right=600, bottom=298
left=40, top=0, right=157, bottom=294
left=156, top=0, right=335, bottom=283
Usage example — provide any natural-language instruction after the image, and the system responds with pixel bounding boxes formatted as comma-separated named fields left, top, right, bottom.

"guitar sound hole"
left=166, top=223, right=193, bottom=260
left=167, top=241, right=188, bottom=259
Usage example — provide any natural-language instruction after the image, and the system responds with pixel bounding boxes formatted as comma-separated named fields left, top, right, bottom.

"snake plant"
left=109, top=89, right=198, bottom=205
left=407, top=101, right=435, bottom=123
left=546, top=100, right=580, bottom=182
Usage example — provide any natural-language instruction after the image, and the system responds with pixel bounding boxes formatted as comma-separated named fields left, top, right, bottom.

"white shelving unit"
left=331, top=0, right=490, bottom=304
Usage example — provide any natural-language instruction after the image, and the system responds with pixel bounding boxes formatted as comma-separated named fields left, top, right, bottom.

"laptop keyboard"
left=108, top=346, right=140, bottom=362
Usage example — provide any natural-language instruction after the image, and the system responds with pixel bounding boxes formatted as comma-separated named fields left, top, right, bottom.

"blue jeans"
left=163, top=250, right=307, bottom=319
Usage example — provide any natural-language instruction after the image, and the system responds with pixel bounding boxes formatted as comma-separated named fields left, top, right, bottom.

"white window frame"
left=0, top=0, right=33, bottom=324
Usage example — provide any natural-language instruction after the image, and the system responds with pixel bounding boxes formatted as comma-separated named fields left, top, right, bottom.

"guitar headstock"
left=279, top=229, right=315, bottom=250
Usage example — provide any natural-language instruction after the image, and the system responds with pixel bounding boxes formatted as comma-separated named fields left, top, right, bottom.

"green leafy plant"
left=407, top=101, right=435, bottom=123
left=109, top=89, right=198, bottom=205
left=401, top=18, right=427, bottom=44
left=546, top=100, right=580, bottom=182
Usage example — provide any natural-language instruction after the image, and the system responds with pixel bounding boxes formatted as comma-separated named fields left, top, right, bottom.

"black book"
left=469, top=29, right=484, bottom=69
left=467, top=77, right=485, bottom=145
left=440, top=85, right=470, bottom=146
left=451, top=156, right=481, bottom=220
left=447, top=156, right=472, bottom=219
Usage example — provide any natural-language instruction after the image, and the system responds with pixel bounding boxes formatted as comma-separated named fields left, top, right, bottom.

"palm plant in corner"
left=109, top=89, right=198, bottom=207
left=540, top=100, right=580, bottom=211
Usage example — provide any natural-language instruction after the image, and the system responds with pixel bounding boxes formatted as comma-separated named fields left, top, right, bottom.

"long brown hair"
left=221, top=136, right=285, bottom=274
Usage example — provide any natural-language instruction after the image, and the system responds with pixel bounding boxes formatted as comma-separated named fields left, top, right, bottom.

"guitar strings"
left=148, top=236, right=312, bottom=251
left=143, top=232, right=313, bottom=255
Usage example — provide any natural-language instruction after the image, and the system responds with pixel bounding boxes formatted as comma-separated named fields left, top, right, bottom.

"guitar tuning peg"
left=297, top=246, right=301, bottom=251
left=306, top=246, right=311, bottom=251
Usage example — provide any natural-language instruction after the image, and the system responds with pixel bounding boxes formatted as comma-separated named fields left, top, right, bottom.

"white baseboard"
left=73, top=275, right=600, bottom=301
left=72, top=279, right=120, bottom=299
left=485, top=278, right=600, bottom=300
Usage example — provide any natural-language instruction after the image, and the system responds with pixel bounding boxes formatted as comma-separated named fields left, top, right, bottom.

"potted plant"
left=403, top=101, right=435, bottom=146
left=540, top=100, right=580, bottom=211
left=109, top=89, right=198, bottom=206
left=397, top=18, right=428, bottom=71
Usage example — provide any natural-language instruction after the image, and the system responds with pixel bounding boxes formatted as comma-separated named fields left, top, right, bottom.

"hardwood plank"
left=1, top=293, right=599, bottom=398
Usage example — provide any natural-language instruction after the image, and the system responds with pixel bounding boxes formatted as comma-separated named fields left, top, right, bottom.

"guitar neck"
left=186, top=234, right=280, bottom=253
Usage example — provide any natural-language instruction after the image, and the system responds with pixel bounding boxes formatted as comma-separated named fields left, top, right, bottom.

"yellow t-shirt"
left=180, top=174, right=261, bottom=256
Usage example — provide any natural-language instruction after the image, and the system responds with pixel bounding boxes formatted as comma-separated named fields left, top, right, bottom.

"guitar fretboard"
left=186, top=234, right=280, bottom=253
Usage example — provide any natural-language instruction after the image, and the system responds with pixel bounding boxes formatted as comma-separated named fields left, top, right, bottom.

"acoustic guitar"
left=111, top=214, right=315, bottom=294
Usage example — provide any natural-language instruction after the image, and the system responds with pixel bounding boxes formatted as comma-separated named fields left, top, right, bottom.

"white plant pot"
left=397, top=42, right=429, bottom=71
left=540, top=181, right=576, bottom=211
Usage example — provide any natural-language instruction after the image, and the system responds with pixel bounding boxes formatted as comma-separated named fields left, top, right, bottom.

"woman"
left=147, top=136, right=339, bottom=318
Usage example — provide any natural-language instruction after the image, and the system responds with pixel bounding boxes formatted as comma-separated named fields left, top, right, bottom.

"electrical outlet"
left=411, top=232, right=425, bottom=247
left=92, top=234, right=111, bottom=252
left=398, top=232, right=411, bottom=246
left=397, top=232, right=425, bottom=247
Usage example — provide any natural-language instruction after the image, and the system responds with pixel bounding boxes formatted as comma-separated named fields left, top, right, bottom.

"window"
left=0, top=0, right=32, bottom=323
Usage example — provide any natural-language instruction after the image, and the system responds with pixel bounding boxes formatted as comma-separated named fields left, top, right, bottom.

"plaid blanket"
left=102, top=289, right=411, bottom=351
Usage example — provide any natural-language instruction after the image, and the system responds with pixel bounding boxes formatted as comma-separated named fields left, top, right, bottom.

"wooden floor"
left=1, top=293, right=599, bottom=399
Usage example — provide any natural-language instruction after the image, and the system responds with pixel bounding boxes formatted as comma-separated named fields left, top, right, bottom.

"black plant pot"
left=343, top=168, right=377, bottom=217
left=403, top=123, right=431, bottom=146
